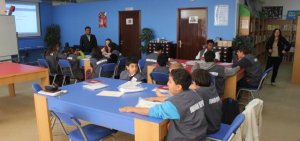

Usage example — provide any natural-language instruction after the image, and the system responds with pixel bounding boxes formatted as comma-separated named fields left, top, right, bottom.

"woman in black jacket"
left=265, top=28, right=291, bottom=85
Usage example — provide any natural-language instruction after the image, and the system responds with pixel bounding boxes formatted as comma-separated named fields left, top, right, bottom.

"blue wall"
left=52, top=0, right=237, bottom=46
left=18, top=2, right=53, bottom=49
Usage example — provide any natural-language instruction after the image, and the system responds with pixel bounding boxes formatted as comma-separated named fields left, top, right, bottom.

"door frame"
left=118, top=10, right=141, bottom=58
left=176, top=7, right=208, bottom=59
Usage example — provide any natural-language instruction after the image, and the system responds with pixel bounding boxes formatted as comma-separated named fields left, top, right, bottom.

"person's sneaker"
left=271, top=82, right=276, bottom=86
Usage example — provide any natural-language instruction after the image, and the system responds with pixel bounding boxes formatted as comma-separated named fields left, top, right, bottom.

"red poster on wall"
left=98, top=12, right=107, bottom=28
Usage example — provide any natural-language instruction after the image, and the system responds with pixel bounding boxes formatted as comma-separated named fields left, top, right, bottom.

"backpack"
left=222, top=98, right=240, bottom=124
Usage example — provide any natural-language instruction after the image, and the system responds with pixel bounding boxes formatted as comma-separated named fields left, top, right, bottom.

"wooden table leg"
left=134, top=119, right=168, bottom=141
left=147, top=65, right=155, bottom=84
left=224, top=74, right=237, bottom=100
left=8, top=83, right=15, bottom=97
left=34, top=94, right=53, bottom=141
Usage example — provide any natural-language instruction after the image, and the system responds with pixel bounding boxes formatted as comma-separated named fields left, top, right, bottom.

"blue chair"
left=58, top=59, right=78, bottom=85
left=138, top=58, right=145, bottom=72
left=114, top=57, right=128, bottom=78
left=237, top=67, right=273, bottom=99
left=32, top=83, right=57, bottom=129
left=52, top=111, right=116, bottom=141
left=150, top=72, right=169, bottom=85
left=99, top=63, right=116, bottom=78
left=207, top=113, right=245, bottom=141
left=37, top=59, right=57, bottom=85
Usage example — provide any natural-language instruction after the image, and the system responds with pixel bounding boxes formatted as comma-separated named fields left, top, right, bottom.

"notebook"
left=96, top=91, right=124, bottom=97
left=83, top=83, right=108, bottom=90
left=136, top=97, right=162, bottom=108
left=38, top=90, right=67, bottom=97
left=118, top=81, right=146, bottom=93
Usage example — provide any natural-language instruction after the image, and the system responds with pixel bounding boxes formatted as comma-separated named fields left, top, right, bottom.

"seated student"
left=169, top=62, right=184, bottom=72
left=45, top=43, right=67, bottom=74
left=101, top=42, right=121, bottom=58
left=120, top=69, right=207, bottom=141
left=66, top=48, right=84, bottom=81
left=90, top=47, right=108, bottom=78
left=189, top=69, right=222, bottom=134
left=120, top=58, right=144, bottom=82
left=195, top=39, right=220, bottom=61
left=74, top=47, right=85, bottom=60
left=192, top=51, right=240, bottom=96
left=232, top=45, right=262, bottom=88
left=152, top=54, right=169, bottom=74
left=105, top=38, right=120, bottom=52
left=142, top=45, right=163, bottom=76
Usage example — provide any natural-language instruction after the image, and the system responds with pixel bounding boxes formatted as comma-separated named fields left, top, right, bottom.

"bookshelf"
left=264, top=19, right=297, bottom=44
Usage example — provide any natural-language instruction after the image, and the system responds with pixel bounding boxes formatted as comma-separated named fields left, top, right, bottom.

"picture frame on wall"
left=126, top=18, right=133, bottom=25
left=262, top=6, right=283, bottom=19
left=189, top=16, right=198, bottom=24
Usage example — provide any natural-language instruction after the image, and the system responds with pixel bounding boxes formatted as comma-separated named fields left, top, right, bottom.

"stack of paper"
left=152, top=85, right=169, bottom=94
left=38, top=90, right=67, bottom=96
left=96, top=91, right=124, bottom=97
left=83, top=83, right=108, bottom=90
left=136, top=98, right=162, bottom=108
left=118, top=81, right=146, bottom=93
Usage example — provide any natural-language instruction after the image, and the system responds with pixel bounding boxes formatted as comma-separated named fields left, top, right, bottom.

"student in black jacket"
left=80, top=26, right=97, bottom=53
left=265, top=28, right=291, bottom=85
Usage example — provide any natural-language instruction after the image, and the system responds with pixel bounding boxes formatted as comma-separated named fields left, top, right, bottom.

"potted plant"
left=140, top=28, right=154, bottom=57
left=232, top=35, right=254, bottom=52
left=44, top=24, right=61, bottom=48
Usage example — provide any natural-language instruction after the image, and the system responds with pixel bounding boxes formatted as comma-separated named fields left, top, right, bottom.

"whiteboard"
left=0, top=15, right=18, bottom=58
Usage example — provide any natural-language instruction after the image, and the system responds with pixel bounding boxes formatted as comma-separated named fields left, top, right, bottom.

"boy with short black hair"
left=190, top=69, right=222, bottom=134
left=142, top=45, right=163, bottom=76
left=192, top=51, right=240, bottom=96
left=153, top=54, right=169, bottom=74
left=120, top=69, right=207, bottom=141
left=195, top=39, right=220, bottom=61
left=233, top=45, right=262, bottom=88
left=120, top=58, right=144, bottom=82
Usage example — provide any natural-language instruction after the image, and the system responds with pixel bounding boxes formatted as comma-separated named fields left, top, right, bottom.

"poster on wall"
left=214, top=5, right=229, bottom=26
left=262, top=6, right=283, bottom=19
left=126, top=18, right=133, bottom=25
left=189, top=16, right=198, bottom=24
left=98, top=12, right=107, bottom=28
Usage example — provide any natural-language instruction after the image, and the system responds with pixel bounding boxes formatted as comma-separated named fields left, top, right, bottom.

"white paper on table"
left=118, top=87, right=146, bottom=93
left=83, top=83, right=108, bottom=90
left=118, top=81, right=141, bottom=88
left=96, top=91, right=124, bottom=97
left=136, top=98, right=162, bottom=108
left=152, top=88, right=169, bottom=94
left=38, top=90, right=67, bottom=97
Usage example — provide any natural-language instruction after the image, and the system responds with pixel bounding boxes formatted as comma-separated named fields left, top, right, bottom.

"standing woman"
left=265, top=28, right=291, bottom=85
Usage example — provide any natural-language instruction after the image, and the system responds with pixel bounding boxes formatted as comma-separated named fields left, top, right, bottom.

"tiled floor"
left=0, top=63, right=300, bottom=141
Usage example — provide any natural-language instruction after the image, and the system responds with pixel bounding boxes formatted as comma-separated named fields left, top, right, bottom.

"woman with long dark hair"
left=265, top=28, right=291, bottom=85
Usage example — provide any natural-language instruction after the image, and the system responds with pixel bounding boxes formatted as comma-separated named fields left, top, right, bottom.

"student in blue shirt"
left=120, top=69, right=207, bottom=141
left=120, top=58, right=144, bottom=82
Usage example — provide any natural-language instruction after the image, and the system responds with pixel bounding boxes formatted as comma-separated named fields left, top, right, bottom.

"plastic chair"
left=207, top=113, right=245, bottom=141
left=138, top=58, right=146, bottom=72
left=150, top=72, right=169, bottom=85
left=58, top=59, right=78, bottom=85
left=32, top=83, right=57, bottom=129
left=99, top=63, right=116, bottom=78
left=237, top=67, right=273, bottom=99
left=52, top=111, right=116, bottom=141
left=37, top=59, right=57, bottom=85
left=114, top=57, right=127, bottom=78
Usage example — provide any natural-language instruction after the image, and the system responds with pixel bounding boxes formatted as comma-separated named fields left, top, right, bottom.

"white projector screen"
left=5, top=2, right=41, bottom=37
left=0, top=15, right=18, bottom=58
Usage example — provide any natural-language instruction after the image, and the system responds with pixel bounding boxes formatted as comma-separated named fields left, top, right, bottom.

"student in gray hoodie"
left=190, top=69, right=222, bottom=134
left=192, top=51, right=240, bottom=96
left=120, top=58, right=145, bottom=82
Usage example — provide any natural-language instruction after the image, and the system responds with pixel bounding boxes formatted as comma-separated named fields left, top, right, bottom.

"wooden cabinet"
left=148, top=41, right=176, bottom=58
left=292, top=16, right=300, bottom=85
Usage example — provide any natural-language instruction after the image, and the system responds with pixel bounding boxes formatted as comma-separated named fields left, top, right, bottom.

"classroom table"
left=34, top=77, right=168, bottom=141
left=0, top=62, right=49, bottom=96
left=147, top=59, right=244, bottom=99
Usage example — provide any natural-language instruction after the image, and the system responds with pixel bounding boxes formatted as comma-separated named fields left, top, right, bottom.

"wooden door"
left=119, top=10, right=141, bottom=58
left=177, top=8, right=207, bottom=59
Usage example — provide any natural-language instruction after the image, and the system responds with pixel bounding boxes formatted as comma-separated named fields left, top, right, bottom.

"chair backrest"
left=37, top=59, right=49, bottom=68
left=58, top=59, right=74, bottom=76
left=223, top=113, right=245, bottom=141
left=257, top=67, right=273, bottom=90
left=138, top=58, right=146, bottom=72
left=52, top=111, right=81, bottom=126
left=150, top=72, right=169, bottom=85
left=115, top=57, right=127, bottom=75
left=99, top=63, right=116, bottom=77
left=32, top=83, right=42, bottom=93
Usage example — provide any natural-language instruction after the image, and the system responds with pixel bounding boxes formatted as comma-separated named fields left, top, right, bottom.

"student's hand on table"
left=146, top=97, right=166, bottom=102
left=119, top=106, right=135, bottom=112
left=156, top=89, right=165, bottom=97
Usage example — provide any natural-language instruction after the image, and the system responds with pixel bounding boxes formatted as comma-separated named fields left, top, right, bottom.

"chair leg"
left=52, top=75, right=57, bottom=85
left=51, top=117, right=56, bottom=129
left=237, top=89, right=242, bottom=99
left=62, top=76, right=66, bottom=86
left=250, top=91, right=255, bottom=100
left=256, top=91, right=260, bottom=98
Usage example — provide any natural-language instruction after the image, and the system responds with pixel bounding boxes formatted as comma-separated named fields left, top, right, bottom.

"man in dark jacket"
left=80, top=26, right=97, bottom=53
